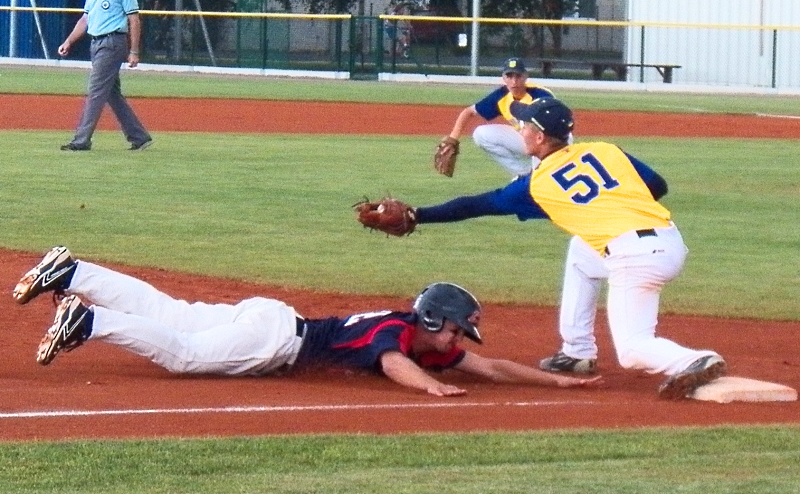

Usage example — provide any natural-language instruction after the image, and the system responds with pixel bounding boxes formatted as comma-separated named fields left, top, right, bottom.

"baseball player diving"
left=356, top=97, right=727, bottom=399
left=13, top=246, right=602, bottom=396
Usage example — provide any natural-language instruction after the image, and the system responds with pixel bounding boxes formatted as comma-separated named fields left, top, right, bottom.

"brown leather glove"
left=354, top=197, right=417, bottom=237
left=433, top=136, right=460, bottom=177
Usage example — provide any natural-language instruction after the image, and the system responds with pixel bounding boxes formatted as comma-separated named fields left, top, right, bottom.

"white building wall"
left=627, top=0, right=800, bottom=88
left=561, top=0, right=627, bottom=53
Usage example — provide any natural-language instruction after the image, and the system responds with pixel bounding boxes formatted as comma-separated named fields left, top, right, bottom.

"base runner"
left=14, top=246, right=602, bottom=396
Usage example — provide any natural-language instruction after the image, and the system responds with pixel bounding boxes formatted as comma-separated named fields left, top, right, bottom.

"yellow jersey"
left=474, top=83, right=556, bottom=131
left=529, top=142, right=672, bottom=252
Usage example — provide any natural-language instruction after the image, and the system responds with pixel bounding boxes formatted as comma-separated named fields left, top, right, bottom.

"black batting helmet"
left=412, top=282, right=482, bottom=344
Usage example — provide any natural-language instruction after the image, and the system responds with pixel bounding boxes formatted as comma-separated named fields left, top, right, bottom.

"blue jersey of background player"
left=440, top=57, right=558, bottom=177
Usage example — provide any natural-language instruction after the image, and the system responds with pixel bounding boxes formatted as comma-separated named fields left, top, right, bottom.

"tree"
left=480, top=0, right=581, bottom=55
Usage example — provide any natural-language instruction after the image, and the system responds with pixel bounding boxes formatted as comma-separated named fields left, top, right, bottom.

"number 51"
left=550, top=153, right=620, bottom=204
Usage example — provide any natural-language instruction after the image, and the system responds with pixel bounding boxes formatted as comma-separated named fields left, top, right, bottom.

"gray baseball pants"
left=70, top=32, right=150, bottom=148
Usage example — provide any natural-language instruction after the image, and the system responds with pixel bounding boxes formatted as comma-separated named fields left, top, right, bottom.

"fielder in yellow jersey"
left=439, top=57, right=560, bottom=177
left=529, top=141, right=672, bottom=253
left=406, top=97, right=727, bottom=399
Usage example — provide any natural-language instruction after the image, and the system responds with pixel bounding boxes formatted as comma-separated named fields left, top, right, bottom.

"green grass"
left=3, top=65, right=800, bottom=115
left=2, top=426, right=800, bottom=493
left=2, top=131, right=797, bottom=320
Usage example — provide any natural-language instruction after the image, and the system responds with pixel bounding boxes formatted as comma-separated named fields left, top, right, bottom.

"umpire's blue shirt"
left=84, top=0, right=140, bottom=37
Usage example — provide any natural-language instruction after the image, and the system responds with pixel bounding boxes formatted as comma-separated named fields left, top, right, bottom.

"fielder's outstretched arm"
left=414, top=154, right=667, bottom=225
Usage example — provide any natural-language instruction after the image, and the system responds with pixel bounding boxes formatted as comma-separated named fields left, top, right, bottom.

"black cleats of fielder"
left=13, top=246, right=77, bottom=305
left=36, top=295, right=93, bottom=366
left=658, top=355, right=727, bottom=400
left=539, top=351, right=597, bottom=374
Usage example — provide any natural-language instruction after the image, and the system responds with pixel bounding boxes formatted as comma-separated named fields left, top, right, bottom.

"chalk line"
left=755, top=112, right=800, bottom=119
left=0, top=400, right=601, bottom=419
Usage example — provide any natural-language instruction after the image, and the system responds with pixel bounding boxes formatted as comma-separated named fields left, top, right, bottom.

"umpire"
left=58, top=0, right=152, bottom=151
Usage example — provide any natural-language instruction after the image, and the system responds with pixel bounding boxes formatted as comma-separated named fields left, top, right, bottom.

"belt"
left=91, top=30, right=126, bottom=40
left=603, top=228, right=658, bottom=256
left=277, top=317, right=307, bottom=372
left=295, top=317, right=307, bottom=338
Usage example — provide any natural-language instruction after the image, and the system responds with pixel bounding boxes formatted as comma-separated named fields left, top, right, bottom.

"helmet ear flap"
left=421, top=310, right=444, bottom=333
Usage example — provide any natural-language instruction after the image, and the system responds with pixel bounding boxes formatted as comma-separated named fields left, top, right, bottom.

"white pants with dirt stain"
left=67, top=261, right=302, bottom=376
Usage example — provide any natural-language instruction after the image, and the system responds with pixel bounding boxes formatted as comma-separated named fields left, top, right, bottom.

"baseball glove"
left=433, top=136, right=460, bottom=177
left=354, top=197, right=417, bottom=237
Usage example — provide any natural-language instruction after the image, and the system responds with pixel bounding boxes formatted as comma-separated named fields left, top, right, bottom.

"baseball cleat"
left=37, top=295, right=93, bottom=366
left=129, top=138, right=153, bottom=151
left=13, top=246, right=76, bottom=305
left=658, top=355, right=727, bottom=400
left=60, top=143, right=91, bottom=151
left=539, top=351, right=597, bottom=374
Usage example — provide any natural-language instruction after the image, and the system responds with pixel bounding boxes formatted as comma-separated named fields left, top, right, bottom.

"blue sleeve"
left=527, top=86, right=556, bottom=99
left=416, top=176, right=549, bottom=223
left=625, top=152, right=668, bottom=200
left=474, top=87, right=508, bottom=120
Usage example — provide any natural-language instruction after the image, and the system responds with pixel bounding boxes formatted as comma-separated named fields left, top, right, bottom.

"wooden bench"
left=537, top=59, right=681, bottom=83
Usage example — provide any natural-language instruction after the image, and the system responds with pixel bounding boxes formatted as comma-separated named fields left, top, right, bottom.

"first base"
left=691, top=376, right=798, bottom=403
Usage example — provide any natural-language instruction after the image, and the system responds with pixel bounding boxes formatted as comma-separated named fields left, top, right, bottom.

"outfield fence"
left=2, top=5, right=800, bottom=91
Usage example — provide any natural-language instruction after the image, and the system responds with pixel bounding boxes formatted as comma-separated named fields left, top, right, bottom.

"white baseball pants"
left=472, top=124, right=538, bottom=177
left=69, top=262, right=302, bottom=376
left=558, top=224, right=720, bottom=375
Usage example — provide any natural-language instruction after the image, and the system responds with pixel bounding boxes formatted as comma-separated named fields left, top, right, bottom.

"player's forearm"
left=448, top=107, right=476, bottom=140
left=127, top=14, right=142, bottom=54
left=415, top=191, right=504, bottom=223
left=65, top=15, right=88, bottom=45
left=382, top=353, right=443, bottom=389
left=380, top=352, right=465, bottom=396
left=486, top=359, right=586, bottom=388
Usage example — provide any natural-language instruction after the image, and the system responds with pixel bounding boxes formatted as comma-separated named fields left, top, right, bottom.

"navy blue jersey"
left=294, top=311, right=465, bottom=373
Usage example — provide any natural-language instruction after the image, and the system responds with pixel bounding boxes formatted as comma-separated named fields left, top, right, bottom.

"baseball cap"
left=510, top=98, right=574, bottom=142
left=502, top=57, right=527, bottom=75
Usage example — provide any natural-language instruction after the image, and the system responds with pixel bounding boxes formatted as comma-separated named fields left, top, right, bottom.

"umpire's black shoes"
left=539, top=351, right=597, bottom=374
left=60, top=143, right=91, bottom=151
left=658, top=355, right=727, bottom=400
left=13, top=246, right=77, bottom=305
left=129, top=138, right=153, bottom=151
left=37, top=295, right=93, bottom=366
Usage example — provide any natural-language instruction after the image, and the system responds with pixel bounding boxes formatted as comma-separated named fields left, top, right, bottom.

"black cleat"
left=60, top=143, right=91, bottom=151
left=129, top=139, right=153, bottom=151
left=539, top=351, right=597, bottom=374
left=13, top=246, right=76, bottom=305
left=658, top=355, right=727, bottom=400
left=36, top=295, right=93, bottom=366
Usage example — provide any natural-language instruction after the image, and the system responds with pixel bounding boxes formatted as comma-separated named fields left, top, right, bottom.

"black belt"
left=91, top=30, right=126, bottom=40
left=604, top=229, right=658, bottom=256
